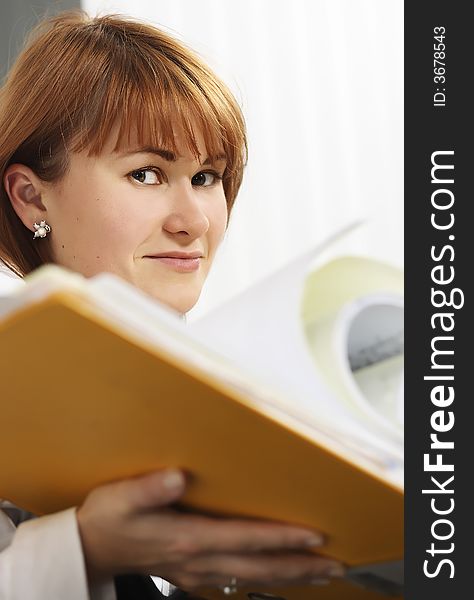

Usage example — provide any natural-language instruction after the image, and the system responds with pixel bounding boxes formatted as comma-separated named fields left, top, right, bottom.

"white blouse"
left=0, top=265, right=174, bottom=599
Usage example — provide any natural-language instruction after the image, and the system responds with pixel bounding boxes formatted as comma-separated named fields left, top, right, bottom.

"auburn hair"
left=0, top=11, right=247, bottom=277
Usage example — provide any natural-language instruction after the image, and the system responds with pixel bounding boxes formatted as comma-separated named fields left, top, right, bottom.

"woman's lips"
left=145, top=256, right=201, bottom=272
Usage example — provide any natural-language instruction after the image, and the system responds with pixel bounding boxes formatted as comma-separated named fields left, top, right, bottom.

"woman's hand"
left=76, top=469, right=345, bottom=591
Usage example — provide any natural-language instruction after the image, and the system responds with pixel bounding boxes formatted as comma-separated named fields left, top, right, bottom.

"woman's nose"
left=162, top=183, right=209, bottom=238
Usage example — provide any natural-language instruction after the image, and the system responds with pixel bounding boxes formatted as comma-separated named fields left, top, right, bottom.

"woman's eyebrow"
left=117, top=146, right=226, bottom=165
left=117, top=147, right=176, bottom=161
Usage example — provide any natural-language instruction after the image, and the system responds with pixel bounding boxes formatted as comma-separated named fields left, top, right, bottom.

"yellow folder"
left=0, top=285, right=403, bottom=599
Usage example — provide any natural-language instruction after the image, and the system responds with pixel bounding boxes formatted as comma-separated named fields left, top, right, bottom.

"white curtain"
left=81, top=0, right=403, bottom=319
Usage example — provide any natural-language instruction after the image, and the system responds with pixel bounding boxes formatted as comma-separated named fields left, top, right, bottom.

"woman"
left=0, top=11, right=344, bottom=599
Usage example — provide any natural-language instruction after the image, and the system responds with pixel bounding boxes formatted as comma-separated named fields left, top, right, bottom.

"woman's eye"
left=130, top=168, right=162, bottom=185
left=191, top=171, right=222, bottom=187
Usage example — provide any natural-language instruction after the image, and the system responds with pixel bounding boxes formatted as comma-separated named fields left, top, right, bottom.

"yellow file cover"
left=0, top=291, right=403, bottom=593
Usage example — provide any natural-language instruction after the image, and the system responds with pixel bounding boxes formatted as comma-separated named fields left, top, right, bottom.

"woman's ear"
left=3, top=164, right=47, bottom=231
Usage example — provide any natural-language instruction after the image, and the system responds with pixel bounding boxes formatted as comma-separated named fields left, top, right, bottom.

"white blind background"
left=82, top=0, right=403, bottom=319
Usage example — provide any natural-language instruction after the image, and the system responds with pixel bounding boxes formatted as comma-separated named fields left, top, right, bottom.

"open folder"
left=0, top=227, right=404, bottom=598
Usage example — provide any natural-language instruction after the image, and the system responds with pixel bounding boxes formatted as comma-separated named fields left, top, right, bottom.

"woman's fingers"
left=96, top=469, right=324, bottom=556
left=155, top=513, right=325, bottom=556
left=115, top=469, right=186, bottom=511
left=164, top=551, right=345, bottom=591
left=78, top=468, right=332, bottom=584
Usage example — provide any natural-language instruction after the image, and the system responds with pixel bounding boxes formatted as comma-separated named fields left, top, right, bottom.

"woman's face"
left=42, top=126, right=228, bottom=314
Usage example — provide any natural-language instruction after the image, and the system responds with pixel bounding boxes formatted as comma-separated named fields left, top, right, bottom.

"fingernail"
left=163, top=469, right=185, bottom=490
left=304, top=534, right=325, bottom=547
left=326, top=564, right=346, bottom=578
left=311, top=578, right=330, bottom=586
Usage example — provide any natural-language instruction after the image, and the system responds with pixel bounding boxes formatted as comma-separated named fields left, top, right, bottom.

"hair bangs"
left=71, top=44, right=244, bottom=177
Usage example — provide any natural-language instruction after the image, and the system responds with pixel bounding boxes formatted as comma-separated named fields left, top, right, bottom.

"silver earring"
left=33, top=220, right=51, bottom=239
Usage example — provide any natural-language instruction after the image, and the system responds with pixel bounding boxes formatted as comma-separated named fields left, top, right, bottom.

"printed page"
left=306, top=292, right=404, bottom=444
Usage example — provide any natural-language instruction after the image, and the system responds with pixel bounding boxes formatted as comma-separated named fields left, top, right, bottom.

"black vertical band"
left=405, top=2, right=471, bottom=598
